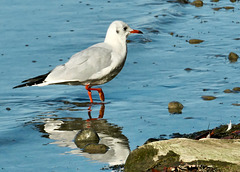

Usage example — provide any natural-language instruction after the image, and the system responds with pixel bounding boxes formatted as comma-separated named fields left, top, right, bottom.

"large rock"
left=124, top=138, right=240, bottom=172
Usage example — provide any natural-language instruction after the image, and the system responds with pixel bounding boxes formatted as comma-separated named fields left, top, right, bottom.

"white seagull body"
left=14, top=21, right=142, bottom=102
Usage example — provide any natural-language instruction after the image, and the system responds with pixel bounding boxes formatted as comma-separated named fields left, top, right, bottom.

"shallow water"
left=1, top=0, right=240, bottom=171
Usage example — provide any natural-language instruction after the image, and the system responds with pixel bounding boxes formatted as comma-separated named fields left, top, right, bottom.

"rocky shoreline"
left=124, top=123, right=240, bottom=172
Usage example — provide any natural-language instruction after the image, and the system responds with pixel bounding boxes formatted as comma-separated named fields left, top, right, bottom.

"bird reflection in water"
left=87, top=103, right=105, bottom=121
left=34, top=101, right=130, bottom=166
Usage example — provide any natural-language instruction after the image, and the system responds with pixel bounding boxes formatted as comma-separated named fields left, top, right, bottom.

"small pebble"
left=168, top=101, right=184, bottom=114
left=228, top=52, right=239, bottom=62
left=224, top=89, right=233, bottom=93
left=233, top=87, right=240, bottom=91
left=223, top=6, right=234, bottom=10
left=201, top=95, right=216, bottom=101
left=188, top=39, right=204, bottom=44
left=191, top=0, right=203, bottom=7
left=212, top=7, right=222, bottom=11
left=184, top=68, right=193, bottom=71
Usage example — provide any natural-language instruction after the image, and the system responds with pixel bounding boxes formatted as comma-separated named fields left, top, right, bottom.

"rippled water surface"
left=1, top=0, right=240, bottom=171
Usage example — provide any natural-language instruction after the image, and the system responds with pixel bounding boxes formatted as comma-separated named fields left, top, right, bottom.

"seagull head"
left=105, top=21, right=142, bottom=44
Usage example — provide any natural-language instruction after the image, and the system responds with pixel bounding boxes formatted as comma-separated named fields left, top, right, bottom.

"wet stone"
left=212, top=7, right=222, bottom=11
left=74, top=128, right=100, bottom=148
left=223, top=6, right=234, bottom=10
left=201, top=95, right=216, bottom=101
left=188, top=39, right=204, bottom=44
left=228, top=52, right=239, bottom=62
left=224, top=89, right=233, bottom=93
left=168, top=101, right=184, bottom=114
left=233, top=87, right=240, bottom=92
left=83, top=143, right=109, bottom=154
left=184, top=67, right=193, bottom=71
left=191, top=0, right=203, bottom=7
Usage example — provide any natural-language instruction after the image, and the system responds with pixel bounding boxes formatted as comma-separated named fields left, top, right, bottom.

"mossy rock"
left=124, top=138, right=240, bottom=172
left=124, top=145, right=158, bottom=172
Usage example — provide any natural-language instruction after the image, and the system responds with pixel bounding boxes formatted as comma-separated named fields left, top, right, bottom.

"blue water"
left=1, top=0, right=240, bottom=171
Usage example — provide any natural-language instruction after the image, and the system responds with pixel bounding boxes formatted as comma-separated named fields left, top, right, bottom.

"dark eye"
left=123, top=26, right=128, bottom=31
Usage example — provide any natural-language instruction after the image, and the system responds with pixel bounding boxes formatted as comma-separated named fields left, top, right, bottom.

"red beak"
left=130, top=29, right=143, bottom=34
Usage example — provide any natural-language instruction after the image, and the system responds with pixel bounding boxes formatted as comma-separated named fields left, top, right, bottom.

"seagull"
left=13, top=21, right=143, bottom=103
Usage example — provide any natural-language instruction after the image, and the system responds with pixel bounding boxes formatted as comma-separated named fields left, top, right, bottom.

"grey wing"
left=44, top=44, right=113, bottom=85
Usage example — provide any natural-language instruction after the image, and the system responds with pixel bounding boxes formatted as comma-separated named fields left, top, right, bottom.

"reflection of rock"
left=83, top=143, right=109, bottom=154
left=125, top=138, right=240, bottom=172
left=74, top=129, right=100, bottom=148
left=35, top=116, right=130, bottom=166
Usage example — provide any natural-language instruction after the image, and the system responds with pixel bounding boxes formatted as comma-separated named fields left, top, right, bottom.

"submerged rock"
left=168, top=101, right=184, bottom=114
left=124, top=138, right=240, bottom=172
left=74, top=128, right=100, bottom=148
left=191, top=0, right=203, bottom=7
left=233, top=87, right=240, bottom=91
left=223, top=6, right=234, bottom=10
left=224, top=87, right=240, bottom=93
left=201, top=95, right=216, bottom=101
left=83, top=143, right=109, bottom=154
left=224, top=89, right=233, bottom=93
left=188, top=39, right=204, bottom=44
left=124, top=145, right=158, bottom=172
left=228, top=52, right=239, bottom=62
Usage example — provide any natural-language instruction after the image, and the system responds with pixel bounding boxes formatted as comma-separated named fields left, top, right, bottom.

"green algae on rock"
left=124, top=145, right=158, bottom=172
left=124, top=138, right=240, bottom=172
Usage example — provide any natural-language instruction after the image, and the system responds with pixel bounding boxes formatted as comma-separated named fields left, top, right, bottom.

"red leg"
left=85, top=85, right=93, bottom=103
left=85, top=85, right=105, bottom=102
